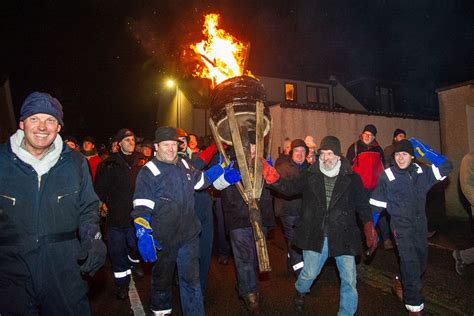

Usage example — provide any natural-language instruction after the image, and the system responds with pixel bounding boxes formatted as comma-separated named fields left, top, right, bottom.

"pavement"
left=89, top=213, right=474, bottom=316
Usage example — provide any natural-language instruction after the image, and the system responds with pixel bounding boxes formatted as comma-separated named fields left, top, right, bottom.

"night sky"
left=1, top=0, right=473, bottom=143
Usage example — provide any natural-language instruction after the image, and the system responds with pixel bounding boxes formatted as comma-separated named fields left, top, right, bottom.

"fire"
left=190, top=13, right=252, bottom=86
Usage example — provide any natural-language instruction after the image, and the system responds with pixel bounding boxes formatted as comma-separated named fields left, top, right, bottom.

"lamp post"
left=166, top=79, right=180, bottom=128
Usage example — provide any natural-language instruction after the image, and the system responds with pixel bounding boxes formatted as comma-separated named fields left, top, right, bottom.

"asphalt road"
left=89, top=220, right=474, bottom=316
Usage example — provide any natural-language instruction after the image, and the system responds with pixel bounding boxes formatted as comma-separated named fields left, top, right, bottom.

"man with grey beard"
left=263, top=136, right=377, bottom=315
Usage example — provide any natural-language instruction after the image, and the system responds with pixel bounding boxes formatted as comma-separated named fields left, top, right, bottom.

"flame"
left=190, top=14, right=252, bottom=86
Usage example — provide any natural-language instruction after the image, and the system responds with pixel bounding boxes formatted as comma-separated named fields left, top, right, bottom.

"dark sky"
left=1, top=0, right=473, bottom=142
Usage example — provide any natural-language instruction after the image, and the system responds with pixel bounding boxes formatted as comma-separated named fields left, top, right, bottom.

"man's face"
left=111, top=141, right=119, bottom=153
left=142, top=147, right=153, bottom=157
left=178, top=136, right=188, bottom=152
left=283, top=141, right=292, bottom=155
left=19, top=113, right=61, bottom=157
left=66, top=141, right=77, bottom=150
left=394, top=133, right=406, bottom=143
left=319, top=149, right=340, bottom=171
left=119, top=136, right=135, bottom=155
left=292, top=146, right=307, bottom=165
left=394, top=151, right=413, bottom=169
left=188, top=135, right=198, bottom=150
left=82, top=141, right=95, bottom=152
left=361, top=131, right=375, bottom=145
left=155, top=140, right=178, bottom=162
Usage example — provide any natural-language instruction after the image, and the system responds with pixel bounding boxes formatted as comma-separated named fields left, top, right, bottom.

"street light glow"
left=166, top=79, right=175, bottom=88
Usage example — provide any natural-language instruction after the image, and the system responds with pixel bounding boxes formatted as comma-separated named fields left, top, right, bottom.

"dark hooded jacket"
left=270, top=158, right=371, bottom=257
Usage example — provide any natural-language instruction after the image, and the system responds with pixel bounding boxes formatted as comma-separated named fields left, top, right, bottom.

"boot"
left=293, top=290, right=305, bottom=312
left=116, top=285, right=129, bottom=300
left=391, top=276, right=403, bottom=302
left=408, top=311, right=422, bottom=315
left=243, top=292, right=259, bottom=315
left=383, top=239, right=395, bottom=250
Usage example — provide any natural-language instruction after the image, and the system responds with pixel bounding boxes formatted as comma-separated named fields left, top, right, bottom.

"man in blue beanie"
left=0, top=92, right=106, bottom=315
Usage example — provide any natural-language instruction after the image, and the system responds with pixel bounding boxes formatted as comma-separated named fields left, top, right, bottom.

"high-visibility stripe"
left=414, top=163, right=423, bottom=174
left=369, top=198, right=387, bottom=208
left=293, top=261, right=304, bottom=271
left=181, top=159, right=190, bottom=169
left=133, top=199, right=155, bottom=210
left=431, top=164, right=446, bottom=181
left=146, top=161, right=160, bottom=176
left=212, top=174, right=231, bottom=191
left=405, top=303, right=424, bottom=312
left=384, top=168, right=395, bottom=181
left=114, top=269, right=132, bottom=278
left=128, top=255, right=140, bottom=264
left=152, top=308, right=173, bottom=315
left=194, top=173, right=205, bottom=190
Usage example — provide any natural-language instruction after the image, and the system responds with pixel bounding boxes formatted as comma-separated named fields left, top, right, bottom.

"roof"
left=436, top=80, right=474, bottom=93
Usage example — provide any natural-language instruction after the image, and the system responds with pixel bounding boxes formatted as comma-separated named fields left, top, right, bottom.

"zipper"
left=38, top=175, right=41, bottom=191
left=58, top=190, right=80, bottom=203
left=0, top=194, right=16, bottom=206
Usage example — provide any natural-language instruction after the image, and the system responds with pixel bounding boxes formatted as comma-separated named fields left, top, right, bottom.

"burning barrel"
left=208, top=75, right=272, bottom=272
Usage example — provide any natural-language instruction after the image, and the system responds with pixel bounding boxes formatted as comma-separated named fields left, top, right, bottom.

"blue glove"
left=372, top=211, right=380, bottom=226
left=267, top=156, right=274, bottom=167
left=134, top=217, right=161, bottom=262
left=408, top=137, right=447, bottom=167
left=210, top=160, right=242, bottom=190
left=204, top=155, right=225, bottom=183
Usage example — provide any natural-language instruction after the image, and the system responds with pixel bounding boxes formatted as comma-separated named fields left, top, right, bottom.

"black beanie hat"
left=393, top=139, right=414, bottom=156
left=362, top=124, right=377, bottom=136
left=20, top=92, right=64, bottom=126
left=290, top=139, right=308, bottom=152
left=82, top=136, right=96, bottom=145
left=115, top=128, right=135, bottom=143
left=154, top=127, right=180, bottom=144
left=393, top=128, right=406, bottom=138
left=319, top=136, right=341, bottom=156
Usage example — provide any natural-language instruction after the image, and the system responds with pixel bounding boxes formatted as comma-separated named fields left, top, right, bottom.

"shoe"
left=116, top=285, right=129, bottom=300
left=391, top=276, right=403, bottom=302
left=243, top=292, right=259, bottom=315
left=132, top=265, right=144, bottom=278
left=452, top=250, right=466, bottom=276
left=384, top=239, right=395, bottom=250
left=293, top=290, right=305, bottom=312
left=408, top=311, right=423, bottom=315
left=426, top=230, right=437, bottom=239
left=218, top=255, right=229, bottom=265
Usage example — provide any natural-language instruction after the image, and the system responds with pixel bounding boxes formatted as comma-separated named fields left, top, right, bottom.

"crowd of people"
left=0, top=91, right=470, bottom=316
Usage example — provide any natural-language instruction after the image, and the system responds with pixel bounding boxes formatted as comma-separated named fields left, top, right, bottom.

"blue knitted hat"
left=20, top=92, right=64, bottom=126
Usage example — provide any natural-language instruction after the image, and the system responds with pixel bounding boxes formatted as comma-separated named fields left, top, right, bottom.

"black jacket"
left=271, top=158, right=371, bottom=257
left=273, top=159, right=307, bottom=217
left=95, top=152, right=144, bottom=227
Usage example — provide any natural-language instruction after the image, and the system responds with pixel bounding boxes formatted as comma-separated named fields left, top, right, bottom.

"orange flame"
left=190, top=13, right=252, bottom=86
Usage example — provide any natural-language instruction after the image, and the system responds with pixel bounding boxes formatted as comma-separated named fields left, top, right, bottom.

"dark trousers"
left=213, top=197, right=231, bottom=257
left=378, top=210, right=392, bottom=241
left=107, top=226, right=140, bottom=286
left=151, top=234, right=204, bottom=315
left=280, top=215, right=303, bottom=277
left=230, top=226, right=267, bottom=297
left=195, top=191, right=214, bottom=292
left=394, top=225, right=427, bottom=309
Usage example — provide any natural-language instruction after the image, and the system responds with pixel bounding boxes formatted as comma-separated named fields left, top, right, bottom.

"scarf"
left=319, top=159, right=341, bottom=178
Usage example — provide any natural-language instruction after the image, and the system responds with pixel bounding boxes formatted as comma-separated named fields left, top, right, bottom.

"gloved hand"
left=212, top=161, right=242, bottom=190
left=372, top=211, right=380, bottom=226
left=204, top=156, right=225, bottom=183
left=363, top=221, right=378, bottom=255
left=77, top=236, right=107, bottom=277
left=134, top=217, right=161, bottom=262
left=408, top=137, right=447, bottom=167
left=261, top=157, right=280, bottom=184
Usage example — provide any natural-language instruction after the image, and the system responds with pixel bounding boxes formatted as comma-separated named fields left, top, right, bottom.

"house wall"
left=438, top=83, right=474, bottom=218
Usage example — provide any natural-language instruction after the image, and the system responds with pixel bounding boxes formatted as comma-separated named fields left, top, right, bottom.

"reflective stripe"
left=133, top=199, right=155, bottom=210
left=181, top=159, right=190, bottom=169
left=369, top=198, right=387, bottom=208
left=146, top=161, right=160, bottom=176
left=293, top=261, right=304, bottom=271
left=194, top=173, right=205, bottom=190
left=405, top=303, right=424, bottom=312
left=152, top=309, right=173, bottom=315
left=384, top=168, right=395, bottom=181
left=114, top=269, right=132, bottom=278
left=212, top=174, right=230, bottom=191
left=414, top=163, right=423, bottom=174
left=128, top=255, right=140, bottom=264
left=431, top=164, right=446, bottom=181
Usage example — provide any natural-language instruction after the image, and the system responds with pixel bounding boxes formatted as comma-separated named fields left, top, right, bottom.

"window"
left=285, top=83, right=297, bottom=102
left=306, top=85, right=330, bottom=105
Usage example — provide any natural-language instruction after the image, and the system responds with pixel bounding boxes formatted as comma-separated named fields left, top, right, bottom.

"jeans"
left=230, top=227, right=266, bottom=296
left=107, top=226, right=140, bottom=286
left=295, top=238, right=358, bottom=316
left=280, top=215, right=303, bottom=276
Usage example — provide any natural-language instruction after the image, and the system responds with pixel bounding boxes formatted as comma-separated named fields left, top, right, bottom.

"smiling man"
left=0, top=92, right=106, bottom=315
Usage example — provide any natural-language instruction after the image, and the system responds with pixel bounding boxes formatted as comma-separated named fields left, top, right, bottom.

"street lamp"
left=165, top=79, right=180, bottom=128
